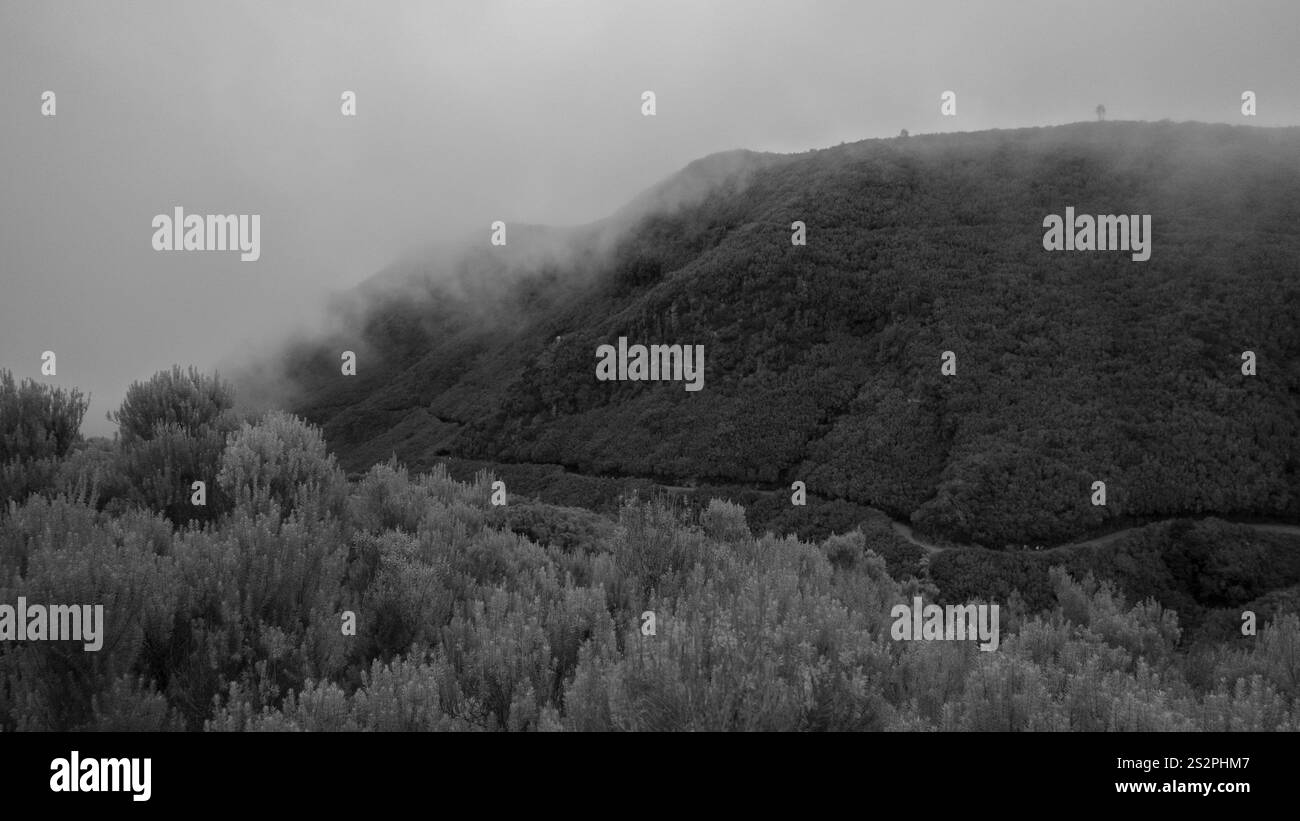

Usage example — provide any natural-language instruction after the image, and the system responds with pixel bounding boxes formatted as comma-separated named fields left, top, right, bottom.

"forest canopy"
left=282, top=122, right=1300, bottom=547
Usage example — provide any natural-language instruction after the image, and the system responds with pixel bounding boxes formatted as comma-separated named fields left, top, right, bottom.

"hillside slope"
left=282, top=122, right=1300, bottom=546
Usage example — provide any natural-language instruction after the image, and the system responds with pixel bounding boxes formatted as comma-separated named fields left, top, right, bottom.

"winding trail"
left=581, top=464, right=1300, bottom=554
left=433, top=454, right=1300, bottom=556
left=890, top=519, right=1300, bottom=556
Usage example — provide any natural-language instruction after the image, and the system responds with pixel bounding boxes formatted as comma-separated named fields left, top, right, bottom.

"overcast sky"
left=2, top=0, right=1297, bottom=435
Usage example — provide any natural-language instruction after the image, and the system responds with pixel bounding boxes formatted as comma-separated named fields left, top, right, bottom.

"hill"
left=279, top=121, right=1300, bottom=547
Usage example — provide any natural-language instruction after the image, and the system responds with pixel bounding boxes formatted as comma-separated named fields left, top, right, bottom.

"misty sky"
left=2, top=0, right=1298, bottom=435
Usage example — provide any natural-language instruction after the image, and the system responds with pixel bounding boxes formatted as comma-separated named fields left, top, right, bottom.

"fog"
left=1, top=0, right=1297, bottom=435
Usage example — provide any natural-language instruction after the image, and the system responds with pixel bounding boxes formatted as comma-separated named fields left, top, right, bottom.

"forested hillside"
left=282, top=122, right=1300, bottom=547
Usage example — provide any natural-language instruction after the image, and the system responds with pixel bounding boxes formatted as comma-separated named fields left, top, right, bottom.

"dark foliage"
left=287, top=123, right=1300, bottom=547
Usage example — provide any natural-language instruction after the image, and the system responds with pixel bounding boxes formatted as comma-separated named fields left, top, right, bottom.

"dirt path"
left=891, top=519, right=1300, bottom=556
left=444, top=454, right=1300, bottom=556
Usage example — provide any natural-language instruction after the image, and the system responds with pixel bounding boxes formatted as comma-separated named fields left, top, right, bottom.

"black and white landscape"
left=1, top=1, right=1298, bottom=739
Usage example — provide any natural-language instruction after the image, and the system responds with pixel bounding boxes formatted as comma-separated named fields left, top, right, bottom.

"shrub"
left=218, top=411, right=347, bottom=520
left=0, top=369, right=87, bottom=463
left=109, top=367, right=242, bottom=525
left=109, top=365, right=237, bottom=445
left=701, top=498, right=750, bottom=543
left=0, top=496, right=179, bottom=730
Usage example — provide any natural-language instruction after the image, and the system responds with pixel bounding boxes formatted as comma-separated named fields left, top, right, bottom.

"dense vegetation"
left=282, top=122, right=1300, bottom=547
left=1, top=368, right=1297, bottom=731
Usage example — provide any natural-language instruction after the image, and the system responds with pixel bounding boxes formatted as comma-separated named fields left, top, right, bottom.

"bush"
left=0, top=369, right=87, bottom=463
left=0, top=496, right=179, bottom=730
left=109, top=365, right=237, bottom=445
left=109, top=367, right=242, bottom=525
left=701, top=498, right=750, bottom=543
left=218, top=411, right=347, bottom=520
left=0, top=371, right=88, bottom=507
